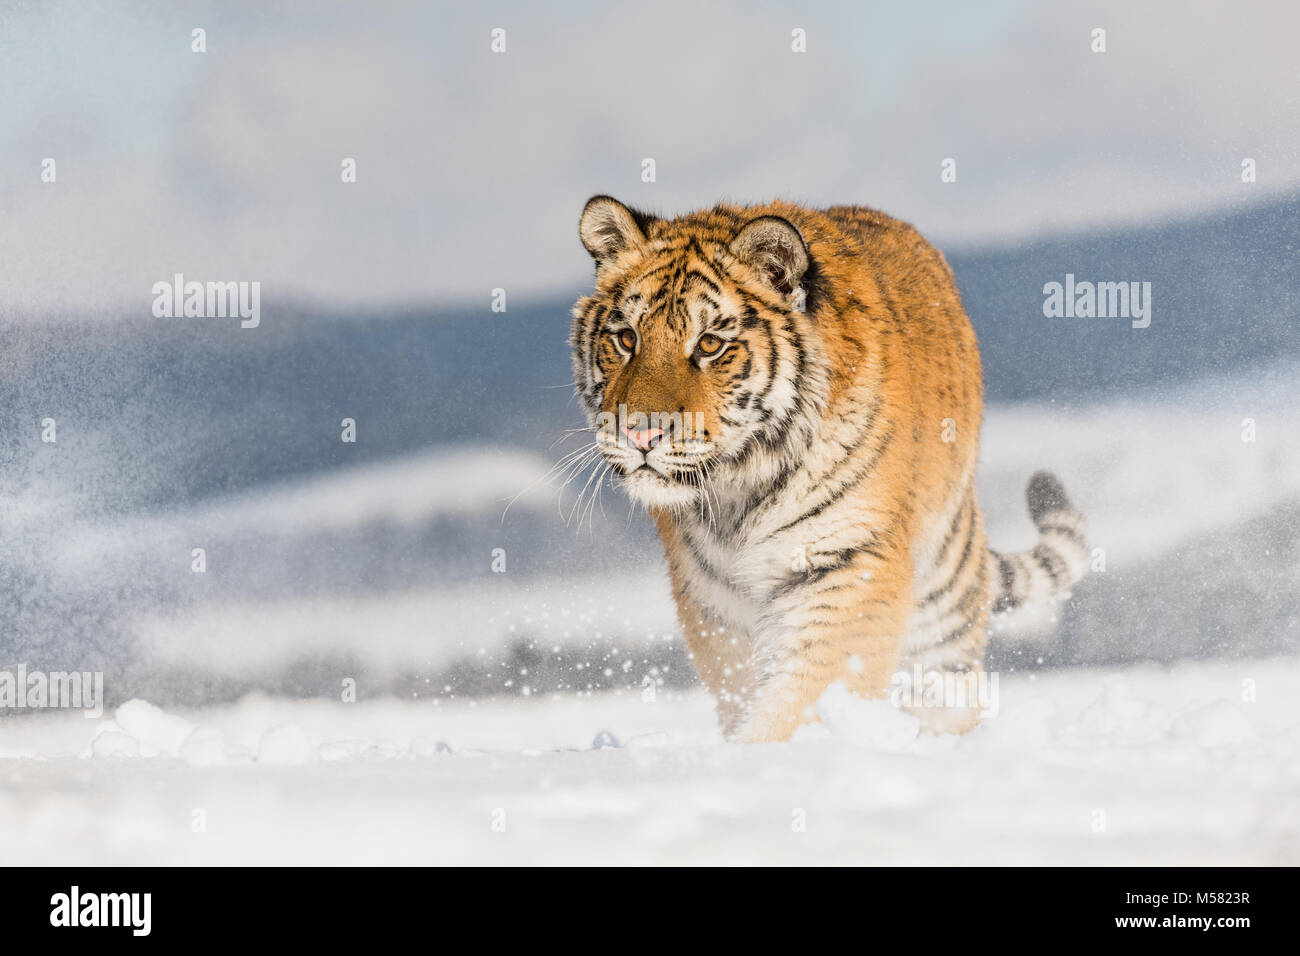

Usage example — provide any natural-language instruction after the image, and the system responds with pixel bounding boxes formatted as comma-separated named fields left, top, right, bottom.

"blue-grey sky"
left=1, top=0, right=1296, bottom=315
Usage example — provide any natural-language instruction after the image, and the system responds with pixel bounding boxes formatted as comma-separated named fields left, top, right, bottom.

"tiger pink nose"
left=623, top=426, right=663, bottom=452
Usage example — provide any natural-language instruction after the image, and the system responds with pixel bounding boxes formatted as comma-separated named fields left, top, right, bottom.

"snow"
left=2, top=657, right=1297, bottom=865
left=255, top=724, right=315, bottom=766
left=805, top=684, right=922, bottom=751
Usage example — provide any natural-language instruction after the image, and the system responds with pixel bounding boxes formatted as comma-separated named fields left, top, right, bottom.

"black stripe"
left=767, top=539, right=886, bottom=601
left=933, top=494, right=971, bottom=566
left=1037, top=523, right=1086, bottom=545
left=754, top=307, right=780, bottom=408
left=1033, top=545, right=1063, bottom=586
left=797, top=637, right=832, bottom=650
left=683, top=269, right=721, bottom=296
left=825, top=542, right=888, bottom=564
left=921, top=503, right=976, bottom=605
left=763, top=424, right=895, bottom=540
left=805, top=603, right=845, bottom=614
left=678, top=528, right=738, bottom=593
left=938, top=620, right=973, bottom=644
left=991, top=553, right=1017, bottom=613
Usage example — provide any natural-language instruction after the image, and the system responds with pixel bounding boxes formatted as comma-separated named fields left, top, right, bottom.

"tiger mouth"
left=620, top=462, right=672, bottom=479
left=618, top=462, right=694, bottom=484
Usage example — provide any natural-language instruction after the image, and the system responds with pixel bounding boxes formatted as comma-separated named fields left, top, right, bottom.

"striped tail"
left=990, top=471, right=1089, bottom=614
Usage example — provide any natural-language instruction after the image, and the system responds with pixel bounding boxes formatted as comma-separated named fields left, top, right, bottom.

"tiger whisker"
left=553, top=446, right=605, bottom=520
left=546, top=425, right=599, bottom=451
left=583, top=463, right=611, bottom=533
left=566, top=454, right=608, bottom=529
left=502, top=441, right=600, bottom=522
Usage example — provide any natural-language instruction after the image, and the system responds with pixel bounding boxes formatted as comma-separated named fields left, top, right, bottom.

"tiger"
left=570, top=196, right=1089, bottom=742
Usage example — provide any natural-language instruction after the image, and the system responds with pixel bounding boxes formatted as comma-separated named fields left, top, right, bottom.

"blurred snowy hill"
left=2, top=195, right=1297, bottom=704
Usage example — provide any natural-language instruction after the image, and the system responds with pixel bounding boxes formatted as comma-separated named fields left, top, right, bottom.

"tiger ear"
left=579, top=196, right=652, bottom=269
left=729, top=216, right=809, bottom=296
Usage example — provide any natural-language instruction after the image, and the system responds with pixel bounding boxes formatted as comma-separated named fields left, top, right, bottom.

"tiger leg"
left=897, top=551, right=994, bottom=735
left=658, top=516, right=758, bottom=736
left=671, top=595, right=757, bottom=738
left=897, top=657, right=989, bottom=735
left=736, top=551, right=912, bottom=743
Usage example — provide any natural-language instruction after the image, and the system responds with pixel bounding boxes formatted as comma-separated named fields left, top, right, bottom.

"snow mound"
left=257, top=724, right=316, bottom=766
left=1169, top=699, right=1257, bottom=747
left=811, top=683, right=921, bottom=751
left=112, top=699, right=196, bottom=756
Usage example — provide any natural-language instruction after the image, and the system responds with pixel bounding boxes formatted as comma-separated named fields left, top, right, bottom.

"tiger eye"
left=617, top=329, right=637, bottom=352
left=696, top=333, right=724, bottom=357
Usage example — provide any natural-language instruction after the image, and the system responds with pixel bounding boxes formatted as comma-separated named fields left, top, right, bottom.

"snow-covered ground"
left=2, top=656, right=1297, bottom=865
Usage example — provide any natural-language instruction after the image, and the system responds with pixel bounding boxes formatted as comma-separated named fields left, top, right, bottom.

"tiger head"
left=571, top=196, right=828, bottom=512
